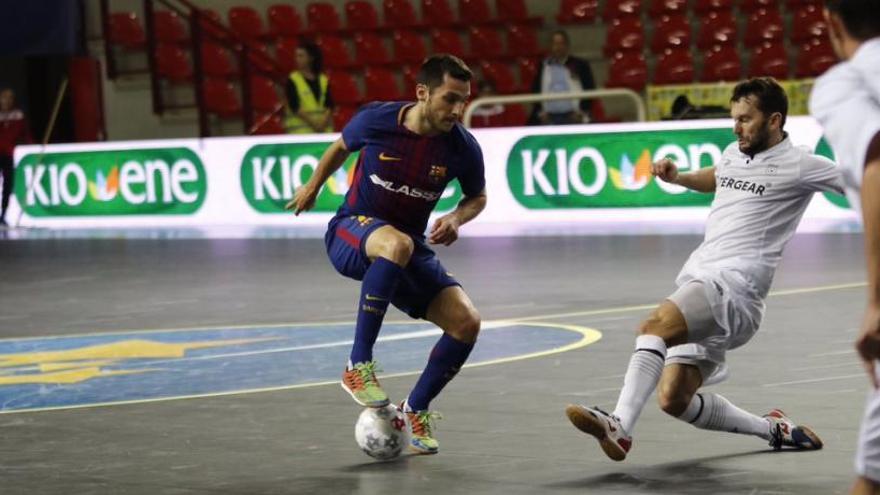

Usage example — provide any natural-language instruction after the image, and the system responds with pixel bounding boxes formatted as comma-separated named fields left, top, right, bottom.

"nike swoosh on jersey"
left=365, top=294, right=389, bottom=302
left=378, top=152, right=402, bottom=162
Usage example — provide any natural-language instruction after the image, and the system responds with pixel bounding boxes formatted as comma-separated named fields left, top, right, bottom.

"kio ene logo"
left=15, top=148, right=206, bottom=217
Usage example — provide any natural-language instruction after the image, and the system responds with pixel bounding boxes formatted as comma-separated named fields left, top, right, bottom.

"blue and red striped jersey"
left=338, top=101, right=485, bottom=237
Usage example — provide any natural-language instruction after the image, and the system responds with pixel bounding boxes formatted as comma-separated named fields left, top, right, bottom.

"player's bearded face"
left=424, top=75, right=471, bottom=132
left=731, top=96, right=775, bottom=155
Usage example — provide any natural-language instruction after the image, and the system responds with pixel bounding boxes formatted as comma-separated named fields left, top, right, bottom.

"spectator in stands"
left=529, top=30, right=596, bottom=125
left=285, top=41, right=334, bottom=134
left=0, top=88, right=31, bottom=227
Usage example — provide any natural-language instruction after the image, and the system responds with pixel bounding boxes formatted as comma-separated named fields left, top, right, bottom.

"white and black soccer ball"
left=354, top=405, right=410, bottom=460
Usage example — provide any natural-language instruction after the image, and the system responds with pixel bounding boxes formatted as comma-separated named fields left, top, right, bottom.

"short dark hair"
left=416, top=54, right=473, bottom=89
left=826, top=0, right=880, bottom=40
left=730, top=77, right=789, bottom=128
left=298, top=40, right=324, bottom=74
left=552, top=30, right=570, bottom=45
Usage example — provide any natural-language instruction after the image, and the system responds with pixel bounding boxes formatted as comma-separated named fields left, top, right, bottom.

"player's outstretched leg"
left=341, top=226, right=413, bottom=408
left=402, top=286, right=480, bottom=454
left=657, top=364, right=822, bottom=450
left=567, top=300, right=686, bottom=461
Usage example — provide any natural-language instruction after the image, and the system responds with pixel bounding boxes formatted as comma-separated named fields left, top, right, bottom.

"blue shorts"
left=324, top=215, right=461, bottom=319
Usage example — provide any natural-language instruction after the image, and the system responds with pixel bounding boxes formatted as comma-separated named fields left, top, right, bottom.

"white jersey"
left=810, top=37, right=880, bottom=210
left=677, top=138, right=843, bottom=303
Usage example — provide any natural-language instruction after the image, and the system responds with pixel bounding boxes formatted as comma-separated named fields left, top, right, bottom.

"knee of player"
left=456, top=309, right=481, bottom=342
left=657, top=387, right=691, bottom=417
left=379, top=234, right=414, bottom=264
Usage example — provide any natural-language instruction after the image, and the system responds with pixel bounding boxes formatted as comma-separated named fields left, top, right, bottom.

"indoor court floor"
left=0, top=231, right=870, bottom=494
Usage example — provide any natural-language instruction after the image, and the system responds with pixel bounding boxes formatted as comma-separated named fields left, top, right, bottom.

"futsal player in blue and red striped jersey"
left=286, top=54, right=486, bottom=454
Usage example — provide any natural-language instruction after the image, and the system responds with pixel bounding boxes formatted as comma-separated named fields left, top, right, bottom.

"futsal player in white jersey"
left=808, top=2, right=880, bottom=493
left=566, top=77, right=843, bottom=462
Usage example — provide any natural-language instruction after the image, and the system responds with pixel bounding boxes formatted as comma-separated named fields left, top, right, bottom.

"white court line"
left=793, top=361, right=860, bottom=372
left=762, top=373, right=865, bottom=387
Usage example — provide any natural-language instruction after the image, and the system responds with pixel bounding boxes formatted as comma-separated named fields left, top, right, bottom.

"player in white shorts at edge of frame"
left=808, top=1, right=880, bottom=493
left=566, top=77, right=844, bottom=462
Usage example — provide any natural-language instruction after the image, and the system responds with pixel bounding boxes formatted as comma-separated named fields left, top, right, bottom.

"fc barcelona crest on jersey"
left=429, top=165, right=447, bottom=183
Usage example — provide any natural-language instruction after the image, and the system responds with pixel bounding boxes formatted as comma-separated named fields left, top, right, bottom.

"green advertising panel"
left=814, top=137, right=851, bottom=209
left=507, top=128, right=734, bottom=208
left=15, top=148, right=206, bottom=217
left=240, top=142, right=463, bottom=213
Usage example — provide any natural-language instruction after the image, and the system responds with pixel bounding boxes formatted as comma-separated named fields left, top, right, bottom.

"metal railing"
left=101, top=0, right=287, bottom=136
left=462, top=88, right=646, bottom=128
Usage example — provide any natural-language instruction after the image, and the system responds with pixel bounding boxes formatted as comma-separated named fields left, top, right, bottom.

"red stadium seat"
left=333, top=105, right=359, bottom=130
left=785, top=0, right=822, bottom=8
left=393, top=31, right=428, bottom=64
left=470, top=103, right=527, bottom=127
left=791, top=4, right=828, bottom=44
left=738, top=0, right=776, bottom=13
left=201, top=42, right=236, bottom=77
left=251, top=114, right=285, bottom=134
left=153, top=11, right=188, bottom=44
left=401, top=64, right=420, bottom=92
left=648, top=0, right=687, bottom=16
left=747, top=42, right=789, bottom=79
left=383, top=0, right=422, bottom=28
left=701, top=44, right=741, bottom=81
left=459, top=0, right=493, bottom=25
left=228, top=7, right=265, bottom=41
left=307, top=2, right=342, bottom=32
left=517, top=57, right=539, bottom=92
left=249, top=75, right=281, bottom=112
left=557, top=0, right=600, bottom=24
left=604, top=0, right=642, bottom=20
left=653, top=48, right=695, bottom=85
left=317, top=35, right=353, bottom=68
left=422, top=0, right=457, bottom=27
left=480, top=61, right=518, bottom=94
left=650, top=14, right=691, bottom=53
left=606, top=51, right=648, bottom=91
left=364, top=68, right=403, bottom=101
left=198, top=9, right=228, bottom=42
left=693, top=0, right=734, bottom=14
left=495, top=0, right=542, bottom=25
left=743, top=8, right=783, bottom=48
left=155, top=43, right=191, bottom=82
left=795, top=37, right=838, bottom=78
left=506, top=25, right=542, bottom=58
left=469, top=26, right=504, bottom=59
left=696, top=10, right=737, bottom=49
left=108, top=12, right=146, bottom=49
left=431, top=29, right=467, bottom=58
left=275, top=38, right=299, bottom=73
left=328, top=71, right=362, bottom=105
left=244, top=43, right=276, bottom=75
left=345, top=1, right=381, bottom=31
left=604, top=17, right=644, bottom=56
left=267, top=5, right=303, bottom=38
left=202, top=78, right=241, bottom=117
left=354, top=32, right=391, bottom=65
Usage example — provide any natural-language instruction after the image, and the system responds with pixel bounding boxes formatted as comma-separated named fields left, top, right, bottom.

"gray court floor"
left=0, top=232, right=869, bottom=494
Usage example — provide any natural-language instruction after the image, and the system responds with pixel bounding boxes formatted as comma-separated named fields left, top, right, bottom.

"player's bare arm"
left=651, top=158, right=716, bottom=192
left=428, top=188, right=487, bottom=246
left=285, top=138, right=350, bottom=215
left=857, top=144, right=880, bottom=387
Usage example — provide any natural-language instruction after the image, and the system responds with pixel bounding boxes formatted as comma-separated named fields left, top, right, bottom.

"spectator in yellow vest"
left=285, top=41, right=334, bottom=134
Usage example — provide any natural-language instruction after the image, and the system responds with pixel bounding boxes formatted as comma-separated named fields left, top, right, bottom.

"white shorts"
left=856, top=371, right=880, bottom=482
left=664, top=279, right=756, bottom=386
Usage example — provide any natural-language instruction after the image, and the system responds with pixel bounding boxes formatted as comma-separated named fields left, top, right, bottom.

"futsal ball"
left=355, top=405, right=410, bottom=460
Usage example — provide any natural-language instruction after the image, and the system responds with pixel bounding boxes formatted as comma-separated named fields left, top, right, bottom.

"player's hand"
left=856, top=302, right=880, bottom=388
left=428, top=214, right=460, bottom=246
left=651, top=158, right=679, bottom=183
left=285, top=184, right=318, bottom=215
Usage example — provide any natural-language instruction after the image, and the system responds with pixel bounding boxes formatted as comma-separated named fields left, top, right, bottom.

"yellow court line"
left=0, top=281, right=867, bottom=342
left=0, top=320, right=600, bottom=415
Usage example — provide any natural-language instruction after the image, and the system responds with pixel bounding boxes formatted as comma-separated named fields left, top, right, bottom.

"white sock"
left=612, top=334, right=667, bottom=435
left=678, top=392, right=771, bottom=440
